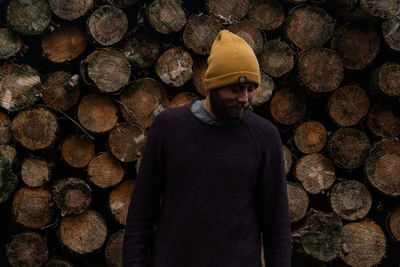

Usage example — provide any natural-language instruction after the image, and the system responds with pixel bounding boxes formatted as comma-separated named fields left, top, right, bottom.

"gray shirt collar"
left=190, top=100, right=241, bottom=126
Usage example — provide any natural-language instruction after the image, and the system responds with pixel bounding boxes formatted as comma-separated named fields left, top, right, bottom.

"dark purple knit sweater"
left=123, top=104, right=292, bottom=267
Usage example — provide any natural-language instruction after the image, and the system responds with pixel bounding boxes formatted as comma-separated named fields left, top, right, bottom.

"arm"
left=256, top=126, right=292, bottom=267
left=123, top=115, right=165, bottom=267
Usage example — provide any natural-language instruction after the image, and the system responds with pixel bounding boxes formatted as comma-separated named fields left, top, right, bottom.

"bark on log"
left=48, top=0, right=93, bottom=21
left=146, top=0, right=187, bottom=34
left=155, top=46, right=193, bottom=87
left=387, top=206, right=400, bottom=242
left=42, top=71, right=80, bottom=111
left=282, top=144, right=292, bottom=175
left=331, top=23, right=380, bottom=70
left=295, top=153, right=336, bottom=194
left=327, top=128, right=370, bottom=170
left=41, top=24, right=87, bottom=64
left=340, top=220, right=386, bottom=266
left=365, top=138, right=400, bottom=197
left=259, top=39, right=294, bottom=78
left=0, top=145, right=17, bottom=204
left=88, top=5, right=128, bottom=46
left=250, top=71, right=275, bottom=106
left=0, top=111, right=12, bottom=144
left=21, top=157, right=51, bottom=187
left=206, top=0, right=249, bottom=24
left=382, top=16, right=400, bottom=51
left=108, top=0, right=140, bottom=8
left=370, top=63, right=400, bottom=97
left=119, top=78, right=169, bottom=128
left=85, top=48, right=131, bottom=93
left=122, top=25, right=160, bottom=69
left=12, top=187, right=55, bottom=229
left=293, top=121, right=327, bottom=154
left=53, top=178, right=92, bottom=216
left=88, top=152, right=124, bottom=189
left=227, top=21, right=263, bottom=56
left=105, top=230, right=125, bottom=267
left=248, top=0, right=285, bottom=31
left=61, top=134, right=95, bottom=168
left=108, top=122, right=146, bottom=163
left=269, top=87, right=307, bottom=125
left=43, top=257, right=73, bottom=267
left=329, top=180, right=372, bottom=221
left=0, top=28, right=22, bottom=60
left=367, top=101, right=400, bottom=138
left=58, top=210, right=107, bottom=254
left=6, top=232, right=48, bottom=267
left=192, top=57, right=208, bottom=97
left=183, top=14, right=223, bottom=55
left=6, top=0, right=51, bottom=36
left=11, top=107, right=58, bottom=150
left=0, top=63, right=41, bottom=112
left=328, top=85, right=370, bottom=127
left=109, top=179, right=135, bottom=225
left=287, top=182, right=309, bottom=223
left=360, top=0, right=400, bottom=19
left=169, top=92, right=202, bottom=108
left=298, top=48, right=344, bottom=93
left=285, top=5, right=335, bottom=50
left=295, top=209, right=343, bottom=262
left=77, top=94, right=119, bottom=133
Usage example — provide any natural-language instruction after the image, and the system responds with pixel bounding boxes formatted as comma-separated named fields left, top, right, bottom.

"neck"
left=202, top=96, right=217, bottom=119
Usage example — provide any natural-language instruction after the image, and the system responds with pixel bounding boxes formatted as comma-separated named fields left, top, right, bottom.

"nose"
left=237, top=89, right=249, bottom=103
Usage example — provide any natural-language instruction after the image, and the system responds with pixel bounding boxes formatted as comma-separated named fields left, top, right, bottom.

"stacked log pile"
left=1, top=0, right=400, bottom=266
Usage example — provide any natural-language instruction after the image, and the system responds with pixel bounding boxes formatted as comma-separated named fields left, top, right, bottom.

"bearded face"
left=209, top=83, right=256, bottom=122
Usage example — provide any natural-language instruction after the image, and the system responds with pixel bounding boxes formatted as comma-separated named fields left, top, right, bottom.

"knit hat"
left=204, top=30, right=260, bottom=91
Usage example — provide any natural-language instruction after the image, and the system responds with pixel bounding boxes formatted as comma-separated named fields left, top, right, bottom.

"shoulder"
left=150, top=103, right=191, bottom=129
left=245, top=110, right=280, bottom=137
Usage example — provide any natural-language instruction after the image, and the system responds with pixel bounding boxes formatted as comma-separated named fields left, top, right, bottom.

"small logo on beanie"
left=239, top=76, right=246, bottom=83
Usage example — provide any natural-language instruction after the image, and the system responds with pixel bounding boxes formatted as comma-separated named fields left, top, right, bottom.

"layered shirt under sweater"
left=123, top=101, right=292, bottom=267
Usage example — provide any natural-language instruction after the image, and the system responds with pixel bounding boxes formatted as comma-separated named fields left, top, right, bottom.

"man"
left=123, top=30, right=292, bottom=267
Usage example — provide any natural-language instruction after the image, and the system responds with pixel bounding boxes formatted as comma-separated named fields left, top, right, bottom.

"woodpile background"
left=1, top=0, right=400, bottom=266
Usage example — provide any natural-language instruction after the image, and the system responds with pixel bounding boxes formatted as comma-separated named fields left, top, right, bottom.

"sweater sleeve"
left=123, top=114, right=165, bottom=267
left=256, top=126, right=292, bottom=267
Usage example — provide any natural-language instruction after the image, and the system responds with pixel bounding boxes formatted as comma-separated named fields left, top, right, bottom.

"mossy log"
left=0, top=28, right=22, bottom=60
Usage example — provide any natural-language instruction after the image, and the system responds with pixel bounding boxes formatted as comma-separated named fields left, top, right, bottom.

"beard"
left=209, top=90, right=250, bottom=122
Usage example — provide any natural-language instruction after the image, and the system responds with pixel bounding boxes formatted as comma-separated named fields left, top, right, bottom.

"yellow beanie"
left=204, top=30, right=260, bottom=91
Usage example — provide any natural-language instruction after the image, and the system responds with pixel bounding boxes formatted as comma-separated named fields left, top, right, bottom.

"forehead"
left=220, top=82, right=257, bottom=91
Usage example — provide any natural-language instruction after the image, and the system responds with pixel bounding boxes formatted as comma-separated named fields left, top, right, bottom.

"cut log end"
left=88, top=5, right=128, bottom=46
left=109, top=123, right=146, bottom=163
left=341, top=220, right=386, bottom=266
left=270, top=87, right=307, bottom=125
left=61, top=134, right=95, bottom=169
left=12, top=187, right=55, bottom=229
left=330, top=180, right=372, bottom=221
left=7, top=232, right=48, bottom=267
left=287, top=182, right=309, bottom=223
left=295, top=154, right=336, bottom=194
left=109, top=179, right=135, bottom=225
left=328, top=85, right=370, bottom=127
left=88, top=152, right=124, bottom=189
left=54, top=178, right=92, bottom=215
left=58, top=210, right=107, bottom=254
left=21, top=158, right=51, bottom=187
left=105, top=230, right=125, bottom=267
left=49, top=0, right=94, bottom=21
left=293, top=121, right=327, bottom=154
left=328, top=128, right=370, bottom=169
left=77, top=94, right=119, bottom=133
